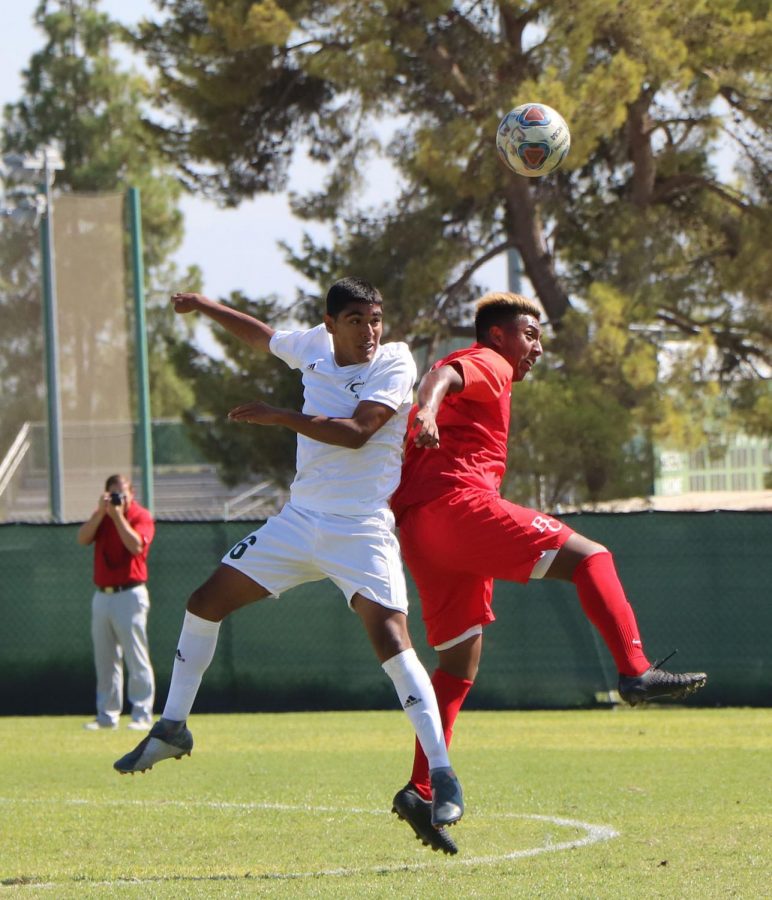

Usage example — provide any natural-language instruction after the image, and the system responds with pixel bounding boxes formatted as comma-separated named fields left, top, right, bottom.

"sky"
left=0, top=1, right=501, bottom=314
left=0, top=2, right=335, bottom=307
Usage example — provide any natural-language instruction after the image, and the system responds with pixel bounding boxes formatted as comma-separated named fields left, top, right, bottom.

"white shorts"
left=221, top=502, right=409, bottom=613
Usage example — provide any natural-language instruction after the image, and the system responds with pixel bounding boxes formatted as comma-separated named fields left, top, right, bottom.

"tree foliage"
left=168, top=293, right=303, bottom=486
left=133, top=0, right=770, bottom=501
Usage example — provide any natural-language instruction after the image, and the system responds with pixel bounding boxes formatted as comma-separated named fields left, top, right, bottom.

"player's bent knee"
left=186, top=586, right=228, bottom=621
left=566, top=534, right=608, bottom=559
left=585, top=541, right=608, bottom=558
left=186, top=565, right=269, bottom=621
left=545, top=535, right=610, bottom=581
left=353, top=595, right=411, bottom=662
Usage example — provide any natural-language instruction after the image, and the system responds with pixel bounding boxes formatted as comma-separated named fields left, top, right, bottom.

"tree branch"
left=652, top=173, right=749, bottom=211
left=502, top=177, right=571, bottom=321
left=627, top=90, right=656, bottom=207
left=434, top=238, right=515, bottom=318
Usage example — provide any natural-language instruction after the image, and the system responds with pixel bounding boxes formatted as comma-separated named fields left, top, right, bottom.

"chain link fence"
left=1, top=511, right=769, bottom=715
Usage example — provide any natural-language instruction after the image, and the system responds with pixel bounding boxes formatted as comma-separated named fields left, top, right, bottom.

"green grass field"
left=1, top=708, right=769, bottom=898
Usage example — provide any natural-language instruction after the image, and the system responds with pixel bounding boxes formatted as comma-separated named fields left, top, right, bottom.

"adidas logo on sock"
left=404, top=695, right=421, bottom=709
left=175, top=648, right=186, bottom=662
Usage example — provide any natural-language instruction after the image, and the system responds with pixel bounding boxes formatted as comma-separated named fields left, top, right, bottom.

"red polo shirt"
left=92, top=502, right=154, bottom=587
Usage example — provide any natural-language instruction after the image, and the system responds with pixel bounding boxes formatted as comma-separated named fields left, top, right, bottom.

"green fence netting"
left=1, top=511, right=769, bottom=715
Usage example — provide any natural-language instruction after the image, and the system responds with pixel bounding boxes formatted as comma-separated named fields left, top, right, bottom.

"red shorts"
left=398, top=489, right=574, bottom=648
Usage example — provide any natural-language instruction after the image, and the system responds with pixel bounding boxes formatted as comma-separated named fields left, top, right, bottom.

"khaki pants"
left=90, top=585, right=155, bottom=725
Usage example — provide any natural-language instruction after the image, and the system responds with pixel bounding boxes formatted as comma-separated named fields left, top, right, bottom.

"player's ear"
left=488, top=325, right=504, bottom=348
left=323, top=313, right=336, bottom=334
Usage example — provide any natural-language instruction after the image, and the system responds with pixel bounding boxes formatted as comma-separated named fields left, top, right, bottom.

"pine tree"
left=128, top=0, right=771, bottom=501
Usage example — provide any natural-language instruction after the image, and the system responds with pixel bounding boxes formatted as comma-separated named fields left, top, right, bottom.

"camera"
left=109, top=492, right=124, bottom=506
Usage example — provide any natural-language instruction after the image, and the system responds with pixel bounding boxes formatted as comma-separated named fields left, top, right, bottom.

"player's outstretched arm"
left=171, top=292, right=275, bottom=352
left=410, top=364, right=464, bottom=448
left=228, top=399, right=395, bottom=449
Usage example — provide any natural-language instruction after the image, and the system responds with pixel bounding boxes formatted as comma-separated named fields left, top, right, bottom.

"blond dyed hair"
left=474, top=292, right=542, bottom=342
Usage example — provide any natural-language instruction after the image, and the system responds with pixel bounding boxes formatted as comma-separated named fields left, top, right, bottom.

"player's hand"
left=411, top=408, right=440, bottom=448
left=227, top=400, right=280, bottom=426
left=97, top=493, right=111, bottom=515
left=171, top=292, right=205, bottom=315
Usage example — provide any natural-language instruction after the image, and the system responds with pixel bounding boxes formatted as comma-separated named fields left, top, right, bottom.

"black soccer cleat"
left=618, top=653, right=707, bottom=707
left=392, top=783, right=459, bottom=855
left=429, top=767, right=464, bottom=828
left=113, top=718, right=193, bottom=774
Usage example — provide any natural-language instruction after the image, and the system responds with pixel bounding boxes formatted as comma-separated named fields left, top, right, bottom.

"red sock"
left=410, top=668, right=473, bottom=801
left=572, top=552, right=650, bottom=677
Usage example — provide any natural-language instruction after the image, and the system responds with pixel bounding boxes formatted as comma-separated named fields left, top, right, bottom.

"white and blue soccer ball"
left=496, top=103, right=571, bottom=178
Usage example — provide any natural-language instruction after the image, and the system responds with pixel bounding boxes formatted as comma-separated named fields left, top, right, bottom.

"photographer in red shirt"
left=77, top=474, right=155, bottom=731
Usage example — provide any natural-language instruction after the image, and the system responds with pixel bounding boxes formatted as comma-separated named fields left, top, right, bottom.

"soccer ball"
left=496, top=103, right=571, bottom=178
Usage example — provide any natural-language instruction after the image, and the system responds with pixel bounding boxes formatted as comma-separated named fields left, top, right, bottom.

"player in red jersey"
left=389, top=292, right=707, bottom=851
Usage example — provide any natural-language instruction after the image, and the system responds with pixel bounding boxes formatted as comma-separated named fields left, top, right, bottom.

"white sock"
left=382, top=648, right=450, bottom=771
left=161, top=611, right=221, bottom=722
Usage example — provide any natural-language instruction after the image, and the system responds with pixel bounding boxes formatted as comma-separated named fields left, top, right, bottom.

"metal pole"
left=128, top=187, right=154, bottom=513
left=507, top=248, right=523, bottom=294
left=40, top=154, right=65, bottom=522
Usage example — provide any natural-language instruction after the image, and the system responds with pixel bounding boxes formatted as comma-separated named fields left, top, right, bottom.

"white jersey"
left=269, top=324, right=416, bottom=515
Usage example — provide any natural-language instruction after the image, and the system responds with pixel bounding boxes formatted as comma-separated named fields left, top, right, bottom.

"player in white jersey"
left=114, top=277, right=463, bottom=841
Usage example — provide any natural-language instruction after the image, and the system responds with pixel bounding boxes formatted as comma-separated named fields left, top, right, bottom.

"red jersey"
left=92, top=502, right=155, bottom=587
left=391, top=344, right=513, bottom=521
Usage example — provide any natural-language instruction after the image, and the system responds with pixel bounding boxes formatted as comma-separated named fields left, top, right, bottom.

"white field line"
left=0, top=796, right=619, bottom=885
